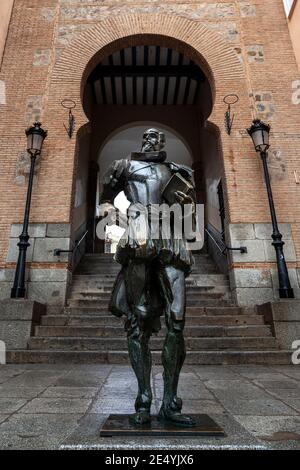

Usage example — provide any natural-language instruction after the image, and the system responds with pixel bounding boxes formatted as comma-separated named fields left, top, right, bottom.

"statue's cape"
left=130, top=151, right=167, bottom=163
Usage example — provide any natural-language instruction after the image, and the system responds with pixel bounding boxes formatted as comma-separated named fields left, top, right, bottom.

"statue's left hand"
left=175, top=190, right=194, bottom=206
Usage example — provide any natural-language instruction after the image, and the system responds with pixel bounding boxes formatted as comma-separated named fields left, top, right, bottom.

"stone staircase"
left=10, top=252, right=291, bottom=364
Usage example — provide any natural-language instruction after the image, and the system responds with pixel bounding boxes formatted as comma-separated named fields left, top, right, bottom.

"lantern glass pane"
left=263, top=129, right=269, bottom=147
left=251, top=129, right=263, bottom=150
left=32, top=133, right=43, bottom=152
left=27, top=134, right=33, bottom=152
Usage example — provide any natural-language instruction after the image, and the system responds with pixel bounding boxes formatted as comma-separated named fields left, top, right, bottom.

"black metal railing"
left=205, top=227, right=247, bottom=255
left=53, top=229, right=88, bottom=257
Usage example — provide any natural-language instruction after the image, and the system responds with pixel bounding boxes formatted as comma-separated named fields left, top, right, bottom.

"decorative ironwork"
left=223, top=94, right=239, bottom=135
left=61, top=99, right=76, bottom=139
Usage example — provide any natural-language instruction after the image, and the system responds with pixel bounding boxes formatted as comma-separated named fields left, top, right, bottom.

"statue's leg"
left=125, top=261, right=153, bottom=425
left=158, top=265, right=196, bottom=427
left=127, top=316, right=152, bottom=425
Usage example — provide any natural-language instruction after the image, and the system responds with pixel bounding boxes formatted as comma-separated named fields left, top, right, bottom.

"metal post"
left=260, top=151, right=294, bottom=299
left=11, top=153, right=37, bottom=298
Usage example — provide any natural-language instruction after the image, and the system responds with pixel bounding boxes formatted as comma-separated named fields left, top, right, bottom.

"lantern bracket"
left=61, top=99, right=76, bottom=139
left=223, top=94, right=239, bottom=135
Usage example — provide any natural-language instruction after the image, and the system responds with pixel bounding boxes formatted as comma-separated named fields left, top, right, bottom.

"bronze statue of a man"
left=100, top=128, right=196, bottom=427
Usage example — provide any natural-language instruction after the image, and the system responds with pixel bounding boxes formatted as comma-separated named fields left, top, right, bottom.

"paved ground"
left=0, top=364, right=299, bottom=450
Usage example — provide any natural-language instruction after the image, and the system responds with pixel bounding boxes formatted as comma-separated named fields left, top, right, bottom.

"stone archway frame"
left=50, top=13, right=247, bottom=120
left=45, top=13, right=252, bottom=224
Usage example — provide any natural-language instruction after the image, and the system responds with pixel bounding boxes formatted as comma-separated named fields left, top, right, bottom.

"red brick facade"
left=1, top=1, right=300, bottom=306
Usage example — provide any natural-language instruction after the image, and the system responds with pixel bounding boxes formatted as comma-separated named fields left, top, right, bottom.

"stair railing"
left=205, top=227, right=247, bottom=255
left=53, top=229, right=89, bottom=258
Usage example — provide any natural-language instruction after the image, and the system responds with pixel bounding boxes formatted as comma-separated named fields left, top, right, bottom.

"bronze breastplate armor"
left=124, top=161, right=172, bottom=206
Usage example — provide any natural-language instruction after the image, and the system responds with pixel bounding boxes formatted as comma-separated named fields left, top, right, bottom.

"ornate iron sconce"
left=61, top=99, right=76, bottom=139
left=11, top=123, right=47, bottom=298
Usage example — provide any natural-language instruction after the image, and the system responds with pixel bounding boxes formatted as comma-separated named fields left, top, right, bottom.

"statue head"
left=141, top=128, right=166, bottom=152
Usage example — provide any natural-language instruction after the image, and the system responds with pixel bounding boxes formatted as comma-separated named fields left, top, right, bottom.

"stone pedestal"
left=0, top=299, right=46, bottom=349
left=258, top=301, right=300, bottom=349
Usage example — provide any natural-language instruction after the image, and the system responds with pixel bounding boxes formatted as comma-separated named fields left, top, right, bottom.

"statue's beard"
left=141, top=140, right=159, bottom=152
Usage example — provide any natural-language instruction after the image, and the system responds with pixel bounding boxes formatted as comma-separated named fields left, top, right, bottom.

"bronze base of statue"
left=99, top=414, right=225, bottom=437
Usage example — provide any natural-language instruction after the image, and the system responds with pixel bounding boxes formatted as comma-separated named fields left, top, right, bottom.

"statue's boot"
left=127, top=324, right=152, bottom=426
left=158, top=326, right=196, bottom=427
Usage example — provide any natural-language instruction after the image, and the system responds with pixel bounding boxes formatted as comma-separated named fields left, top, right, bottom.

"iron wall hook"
left=61, top=99, right=76, bottom=139
left=223, top=94, right=239, bottom=135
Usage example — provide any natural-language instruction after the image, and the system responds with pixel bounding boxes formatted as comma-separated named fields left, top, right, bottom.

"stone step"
left=69, top=285, right=231, bottom=296
left=35, top=325, right=272, bottom=338
left=83, top=252, right=208, bottom=257
left=72, top=274, right=229, bottom=286
left=77, top=262, right=218, bottom=268
left=76, top=271, right=221, bottom=277
left=70, top=287, right=231, bottom=296
left=68, top=291, right=231, bottom=301
left=72, top=273, right=229, bottom=286
left=62, top=306, right=242, bottom=316
left=28, top=336, right=278, bottom=351
left=41, top=314, right=265, bottom=327
left=8, top=350, right=291, bottom=365
left=7, top=349, right=291, bottom=364
left=67, top=298, right=233, bottom=310
left=77, top=263, right=217, bottom=270
left=67, top=298, right=234, bottom=308
left=82, top=253, right=211, bottom=262
left=76, top=266, right=220, bottom=274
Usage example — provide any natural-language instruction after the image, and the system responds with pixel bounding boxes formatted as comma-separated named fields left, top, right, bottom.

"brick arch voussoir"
left=52, top=13, right=245, bottom=123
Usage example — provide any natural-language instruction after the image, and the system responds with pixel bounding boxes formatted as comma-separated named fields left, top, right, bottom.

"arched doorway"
left=73, top=40, right=226, bottom=262
left=47, top=14, right=248, bottom=249
left=43, top=13, right=250, bottom=301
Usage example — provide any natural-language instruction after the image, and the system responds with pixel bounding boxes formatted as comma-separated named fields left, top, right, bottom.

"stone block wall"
left=258, top=301, right=300, bottom=350
left=0, top=223, right=72, bottom=307
left=0, top=300, right=46, bottom=349
left=228, top=223, right=300, bottom=306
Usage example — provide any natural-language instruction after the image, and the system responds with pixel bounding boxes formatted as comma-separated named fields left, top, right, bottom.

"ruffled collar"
left=130, top=151, right=167, bottom=163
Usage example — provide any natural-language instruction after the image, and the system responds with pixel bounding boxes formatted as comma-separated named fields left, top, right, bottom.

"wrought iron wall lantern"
left=61, top=99, right=76, bottom=139
left=223, top=94, right=239, bottom=135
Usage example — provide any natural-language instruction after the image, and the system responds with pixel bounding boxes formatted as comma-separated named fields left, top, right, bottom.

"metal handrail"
left=205, top=228, right=226, bottom=255
left=205, top=227, right=247, bottom=255
left=53, top=229, right=88, bottom=257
